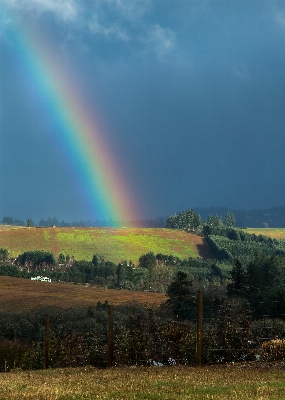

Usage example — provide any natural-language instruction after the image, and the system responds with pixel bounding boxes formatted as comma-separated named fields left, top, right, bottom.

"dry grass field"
left=0, top=364, right=284, bottom=399
left=0, top=276, right=166, bottom=312
left=0, top=226, right=212, bottom=264
left=246, top=228, right=285, bottom=241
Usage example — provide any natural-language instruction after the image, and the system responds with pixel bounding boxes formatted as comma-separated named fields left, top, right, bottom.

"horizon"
left=3, top=204, right=285, bottom=228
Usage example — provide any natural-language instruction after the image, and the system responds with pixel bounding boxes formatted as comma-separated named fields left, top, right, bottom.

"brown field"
left=0, top=226, right=212, bottom=263
left=0, top=276, right=166, bottom=312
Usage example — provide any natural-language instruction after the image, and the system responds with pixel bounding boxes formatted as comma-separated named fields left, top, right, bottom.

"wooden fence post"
left=44, top=314, right=50, bottom=369
left=196, top=291, right=203, bottom=366
left=108, top=305, right=114, bottom=367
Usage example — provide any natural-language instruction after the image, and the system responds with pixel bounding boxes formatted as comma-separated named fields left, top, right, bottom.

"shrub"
left=251, top=318, right=285, bottom=344
left=0, top=339, right=30, bottom=371
left=203, top=300, right=254, bottom=363
left=261, top=339, right=285, bottom=361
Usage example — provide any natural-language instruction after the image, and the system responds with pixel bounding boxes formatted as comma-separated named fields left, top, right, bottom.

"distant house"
left=31, top=276, right=51, bottom=282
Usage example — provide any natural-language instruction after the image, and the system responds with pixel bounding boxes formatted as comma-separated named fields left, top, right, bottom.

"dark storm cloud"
left=1, top=0, right=285, bottom=222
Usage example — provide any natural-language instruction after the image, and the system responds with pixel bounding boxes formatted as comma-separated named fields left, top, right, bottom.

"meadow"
left=0, top=226, right=208, bottom=263
left=0, top=364, right=284, bottom=399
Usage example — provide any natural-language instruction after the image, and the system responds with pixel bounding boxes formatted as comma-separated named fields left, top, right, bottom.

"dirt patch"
left=186, top=234, right=213, bottom=259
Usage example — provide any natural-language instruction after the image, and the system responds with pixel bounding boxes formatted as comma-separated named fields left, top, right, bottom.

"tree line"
left=1, top=216, right=166, bottom=228
left=0, top=248, right=219, bottom=293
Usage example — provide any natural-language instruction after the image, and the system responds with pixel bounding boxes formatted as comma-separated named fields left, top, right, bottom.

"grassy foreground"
left=0, top=365, right=284, bottom=399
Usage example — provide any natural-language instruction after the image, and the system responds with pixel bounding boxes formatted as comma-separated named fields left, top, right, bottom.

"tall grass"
left=0, top=365, right=284, bottom=399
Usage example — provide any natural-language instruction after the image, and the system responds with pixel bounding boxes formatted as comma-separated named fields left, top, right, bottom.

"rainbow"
left=2, top=8, right=141, bottom=224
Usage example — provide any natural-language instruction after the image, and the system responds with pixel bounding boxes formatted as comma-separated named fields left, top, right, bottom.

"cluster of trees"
left=170, top=205, right=285, bottom=228
left=0, top=248, right=8, bottom=263
left=16, top=251, right=57, bottom=271
left=166, top=208, right=236, bottom=234
left=38, top=217, right=95, bottom=228
left=166, top=208, right=202, bottom=232
left=227, top=255, right=285, bottom=318
left=1, top=217, right=25, bottom=226
left=166, top=253, right=285, bottom=322
left=0, top=247, right=222, bottom=293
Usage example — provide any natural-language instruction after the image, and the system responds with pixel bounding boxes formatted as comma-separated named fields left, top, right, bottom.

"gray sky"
left=1, top=0, right=285, bottom=223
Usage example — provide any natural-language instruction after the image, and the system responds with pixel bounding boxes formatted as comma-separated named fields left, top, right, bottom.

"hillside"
left=0, top=226, right=212, bottom=263
left=0, top=276, right=167, bottom=312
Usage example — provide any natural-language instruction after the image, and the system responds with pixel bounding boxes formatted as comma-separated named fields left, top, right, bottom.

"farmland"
left=0, top=226, right=211, bottom=263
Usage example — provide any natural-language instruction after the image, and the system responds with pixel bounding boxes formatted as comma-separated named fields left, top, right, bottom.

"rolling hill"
left=0, top=226, right=212, bottom=264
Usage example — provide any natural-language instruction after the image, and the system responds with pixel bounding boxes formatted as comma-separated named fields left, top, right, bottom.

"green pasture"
left=0, top=365, right=284, bottom=399
left=0, top=227, right=198, bottom=264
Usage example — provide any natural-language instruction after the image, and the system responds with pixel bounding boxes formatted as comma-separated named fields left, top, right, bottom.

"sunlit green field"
left=0, top=365, right=284, bottom=399
left=0, top=227, right=205, bottom=264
